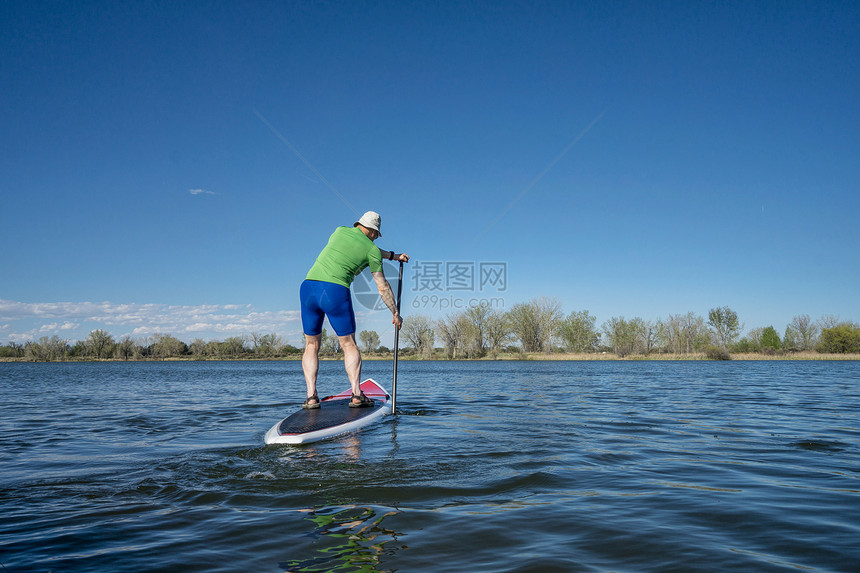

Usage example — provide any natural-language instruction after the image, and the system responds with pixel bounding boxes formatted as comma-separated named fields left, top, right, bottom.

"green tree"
left=0, top=342, right=24, bottom=358
left=731, top=337, right=759, bottom=353
left=69, top=340, right=87, bottom=358
left=223, top=336, right=246, bottom=358
left=189, top=338, right=208, bottom=359
left=558, top=310, right=599, bottom=353
left=149, top=333, right=187, bottom=359
left=358, top=330, right=380, bottom=353
left=85, top=329, right=116, bottom=359
left=817, top=323, right=860, bottom=353
left=281, top=343, right=302, bottom=356
left=320, top=328, right=341, bottom=355
left=760, top=326, right=781, bottom=351
left=708, top=307, right=742, bottom=350
left=782, top=325, right=798, bottom=351
left=205, top=340, right=222, bottom=357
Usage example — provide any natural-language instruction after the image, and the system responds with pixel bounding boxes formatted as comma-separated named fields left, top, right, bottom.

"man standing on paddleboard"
left=299, top=211, right=409, bottom=409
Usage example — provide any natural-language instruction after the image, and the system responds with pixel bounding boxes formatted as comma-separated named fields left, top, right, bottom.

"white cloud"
left=0, top=299, right=301, bottom=343
left=39, top=322, right=78, bottom=332
left=188, top=188, right=216, bottom=195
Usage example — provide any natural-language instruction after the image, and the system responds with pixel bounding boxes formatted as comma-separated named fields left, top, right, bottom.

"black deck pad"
left=277, top=399, right=382, bottom=435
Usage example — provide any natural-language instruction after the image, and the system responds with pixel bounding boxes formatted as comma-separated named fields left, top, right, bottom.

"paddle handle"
left=391, top=260, right=404, bottom=414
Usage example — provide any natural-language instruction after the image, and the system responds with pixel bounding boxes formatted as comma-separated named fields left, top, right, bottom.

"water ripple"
left=1, top=360, right=858, bottom=572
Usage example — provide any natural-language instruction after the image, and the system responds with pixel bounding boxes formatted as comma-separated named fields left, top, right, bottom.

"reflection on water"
left=279, top=506, right=403, bottom=573
left=282, top=434, right=366, bottom=463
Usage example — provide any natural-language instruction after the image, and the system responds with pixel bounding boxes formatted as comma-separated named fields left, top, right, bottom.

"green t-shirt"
left=305, top=226, right=383, bottom=288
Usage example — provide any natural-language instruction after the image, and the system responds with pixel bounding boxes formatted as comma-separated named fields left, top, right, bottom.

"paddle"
left=391, top=260, right=404, bottom=414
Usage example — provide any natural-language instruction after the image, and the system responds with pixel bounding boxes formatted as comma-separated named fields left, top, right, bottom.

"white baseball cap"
left=354, top=211, right=382, bottom=236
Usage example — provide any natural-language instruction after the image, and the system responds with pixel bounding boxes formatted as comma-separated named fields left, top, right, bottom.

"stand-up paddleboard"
left=264, top=379, right=391, bottom=445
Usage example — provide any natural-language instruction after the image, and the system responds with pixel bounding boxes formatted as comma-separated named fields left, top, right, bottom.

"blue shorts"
left=299, top=280, right=356, bottom=337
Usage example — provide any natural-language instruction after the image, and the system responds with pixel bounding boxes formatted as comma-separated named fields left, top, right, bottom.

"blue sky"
left=2, top=1, right=858, bottom=346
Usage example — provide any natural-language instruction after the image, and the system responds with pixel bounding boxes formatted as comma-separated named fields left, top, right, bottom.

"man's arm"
left=378, top=248, right=410, bottom=263
left=372, top=271, right=403, bottom=328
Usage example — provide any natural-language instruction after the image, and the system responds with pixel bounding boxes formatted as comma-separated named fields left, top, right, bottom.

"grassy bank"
left=371, top=350, right=860, bottom=361
left=3, top=351, right=859, bottom=363
left=496, top=351, right=860, bottom=361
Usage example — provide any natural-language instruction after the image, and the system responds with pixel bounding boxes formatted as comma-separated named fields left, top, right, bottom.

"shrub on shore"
left=704, top=345, right=731, bottom=360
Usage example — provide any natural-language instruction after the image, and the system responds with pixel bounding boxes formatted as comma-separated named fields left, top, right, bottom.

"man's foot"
left=302, top=394, right=321, bottom=409
left=349, top=392, right=373, bottom=408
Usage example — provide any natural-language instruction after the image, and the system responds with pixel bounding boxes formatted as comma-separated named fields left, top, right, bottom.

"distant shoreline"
left=2, top=351, right=858, bottom=363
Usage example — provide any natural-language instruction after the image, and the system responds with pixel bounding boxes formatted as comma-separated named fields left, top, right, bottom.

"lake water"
left=1, top=360, right=858, bottom=572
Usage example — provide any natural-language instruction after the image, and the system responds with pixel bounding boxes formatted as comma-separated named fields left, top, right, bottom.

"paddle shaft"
left=391, top=260, right=404, bottom=414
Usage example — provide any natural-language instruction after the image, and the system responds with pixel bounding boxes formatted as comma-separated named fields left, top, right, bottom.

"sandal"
left=302, top=394, right=321, bottom=409
left=349, top=392, right=374, bottom=408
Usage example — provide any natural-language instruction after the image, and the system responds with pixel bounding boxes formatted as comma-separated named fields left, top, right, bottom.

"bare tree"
left=250, top=333, right=283, bottom=357
left=458, top=304, right=511, bottom=357
left=26, top=336, right=69, bottom=361
left=789, top=314, right=820, bottom=351
left=663, top=314, right=684, bottom=354
left=664, top=312, right=708, bottom=354
left=436, top=313, right=465, bottom=359
left=46, top=336, right=69, bottom=360
left=681, top=312, right=708, bottom=353
left=639, top=319, right=662, bottom=355
left=116, top=335, right=139, bottom=360
left=250, top=332, right=266, bottom=355
left=484, top=309, right=512, bottom=356
left=24, top=339, right=46, bottom=361
left=746, top=327, right=765, bottom=348
left=403, top=314, right=435, bottom=359
left=463, top=305, right=492, bottom=357
left=506, top=297, right=562, bottom=353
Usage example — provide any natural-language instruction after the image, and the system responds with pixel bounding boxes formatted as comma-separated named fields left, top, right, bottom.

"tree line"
left=399, top=299, right=860, bottom=359
left=2, top=299, right=858, bottom=362
left=0, top=331, right=305, bottom=361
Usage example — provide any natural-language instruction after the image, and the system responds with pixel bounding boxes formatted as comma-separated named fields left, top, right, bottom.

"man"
left=299, top=211, right=409, bottom=408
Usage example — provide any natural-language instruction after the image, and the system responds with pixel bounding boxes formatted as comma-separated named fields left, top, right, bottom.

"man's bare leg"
left=302, top=334, right=322, bottom=401
left=338, top=333, right=362, bottom=397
